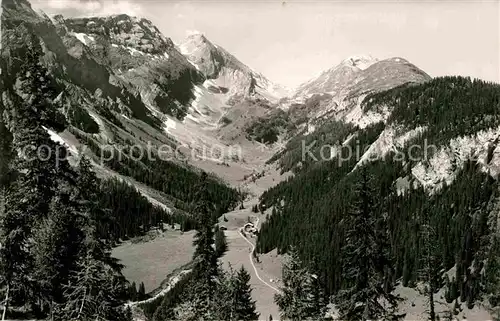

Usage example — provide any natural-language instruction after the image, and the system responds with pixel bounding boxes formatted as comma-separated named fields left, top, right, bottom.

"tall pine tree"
left=53, top=156, right=131, bottom=320
left=0, top=40, right=75, bottom=316
left=189, top=171, right=219, bottom=319
left=232, top=266, right=259, bottom=321
left=419, top=219, right=443, bottom=321
left=275, top=247, right=326, bottom=320
left=334, top=168, right=402, bottom=321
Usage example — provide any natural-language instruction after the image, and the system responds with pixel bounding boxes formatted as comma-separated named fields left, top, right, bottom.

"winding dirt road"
left=238, top=219, right=280, bottom=293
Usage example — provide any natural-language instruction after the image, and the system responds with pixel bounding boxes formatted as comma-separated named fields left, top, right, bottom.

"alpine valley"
left=1, top=0, right=500, bottom=320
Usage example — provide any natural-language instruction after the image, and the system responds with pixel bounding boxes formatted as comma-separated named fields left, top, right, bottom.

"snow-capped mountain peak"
left=178, top=33, right=289, bottom=103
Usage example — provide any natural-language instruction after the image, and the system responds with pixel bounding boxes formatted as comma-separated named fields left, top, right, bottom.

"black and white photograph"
left=0, top=0, right=499, bottom=320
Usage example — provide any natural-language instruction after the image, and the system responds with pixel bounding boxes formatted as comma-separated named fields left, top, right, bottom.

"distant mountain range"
left=3, top=0, right=500, bottom=319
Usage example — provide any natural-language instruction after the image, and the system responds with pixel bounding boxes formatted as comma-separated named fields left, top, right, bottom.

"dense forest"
left=365, top=76, right=500, bottom=152
left=96, top=178, right=197, bottom=242
left=257, top=77, right=500, bottom=315
left=0, top=42, right=133, bottom=319
left=71, top=128, right=240, bottom=215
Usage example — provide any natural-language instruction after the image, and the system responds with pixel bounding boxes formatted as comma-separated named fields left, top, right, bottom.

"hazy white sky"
left=32, top=0, right=500, bottom=88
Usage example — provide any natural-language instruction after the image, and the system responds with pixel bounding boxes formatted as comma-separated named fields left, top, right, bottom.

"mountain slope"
left=179, top=32, right=289, bottom=104
left=294, top=55, right=378, bottom=98
left=258, top=76, right=500, bottom=319
left=1, top=0, right=242, bottom=221
left=56, top=14, right=205, bottom=120
left=289, top=56, right=431, bottom=128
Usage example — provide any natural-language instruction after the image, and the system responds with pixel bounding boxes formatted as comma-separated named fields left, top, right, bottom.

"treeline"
left=96, top=177, right=197, bottom=242
left=72, top=129, right=240, bottom=215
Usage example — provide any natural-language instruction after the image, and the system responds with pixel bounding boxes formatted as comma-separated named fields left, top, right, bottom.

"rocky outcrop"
left=178, top=32, right=289, bottom=104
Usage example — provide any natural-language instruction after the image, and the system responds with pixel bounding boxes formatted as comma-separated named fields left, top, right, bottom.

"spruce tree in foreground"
left=215, top=224, right=228, bottom=258
left=0, top=42, right=76, bottom=316
left=275, top=247, right=326, bottom=320
left=0, top=43, right=130, bottom=319
left=189, top=172, right=219, bottom=319
left=54, top=157, right=131, bottom=320
left=419, top=221, right=443, bottom=321
left=209, top=265, right=259, bottom=321
left=232, top=266, right=259, bottom=321
left=334, top=168, right=402, bottom=321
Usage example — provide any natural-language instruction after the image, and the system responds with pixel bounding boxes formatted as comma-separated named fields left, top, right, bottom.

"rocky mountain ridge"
left=178, top=32, right=290, bottom=103
left=6, top=0, right=489, bottom=202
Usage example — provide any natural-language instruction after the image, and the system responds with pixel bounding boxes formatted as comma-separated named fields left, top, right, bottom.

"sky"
left=31, top=0, right=500, bottom=88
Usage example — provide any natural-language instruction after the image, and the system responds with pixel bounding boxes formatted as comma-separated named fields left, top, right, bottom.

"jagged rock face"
left=53, top=15, right=205, bottom=118
left=2, top=0, right=169, bottom=129
left=179, top=33, right=289, bottom=103
left=61, top=15, right=174, bottom=55
left=179, top=33, right=229, bottom=79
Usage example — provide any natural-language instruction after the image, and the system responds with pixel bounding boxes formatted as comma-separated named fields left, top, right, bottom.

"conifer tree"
left=209, top=265, right=258, bottom=321
left=190, top=172, right=219, bottom=318
left=215, top=224, right=228, bottom=258
left=232, top=266, right=259, bottom=321
left=0, top=90, right=13, bottom=321
left=419, top=221, right=443, bottom=321
left=54, top=254, right=132, bottom=321
left=130, top=282, right=138, bottom=301
left=334, top=168, right=402, bottom=321
left=0, top=41, right=76, bottom=315
left=31, top=185, right=84, bottom=313
left=481, top=192, right=500, bottom=320
left=139, top=282, right=146, bottom=300
left=54, top=156, right=131, bottom=320
left=275, top=247, right=322, bottom=320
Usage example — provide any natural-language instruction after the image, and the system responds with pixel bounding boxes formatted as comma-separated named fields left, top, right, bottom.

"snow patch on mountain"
left=294, top=55, right=378, bottom=97
left=44, top=127, right=79, bottom=155
left=73, top=32, right=94, bottom=46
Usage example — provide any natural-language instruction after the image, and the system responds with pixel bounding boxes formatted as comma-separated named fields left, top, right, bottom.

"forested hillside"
left=0, top=29, right=238, bottom=319
left=257, top=76, right=500, bottom=316
left=2, top=0, right=499, bottom=319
